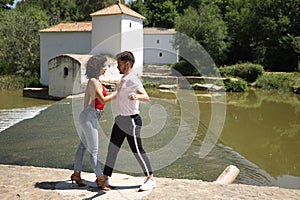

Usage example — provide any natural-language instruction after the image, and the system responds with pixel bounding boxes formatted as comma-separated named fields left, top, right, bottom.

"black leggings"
left=103, top=114, right=153, bottom=177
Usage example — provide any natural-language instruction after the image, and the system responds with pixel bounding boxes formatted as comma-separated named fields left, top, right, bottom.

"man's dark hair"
left=116, top=51, right=135, bottom=67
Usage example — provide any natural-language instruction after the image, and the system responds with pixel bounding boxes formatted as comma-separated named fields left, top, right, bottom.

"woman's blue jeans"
left=73, top=106, right=104, bottom=177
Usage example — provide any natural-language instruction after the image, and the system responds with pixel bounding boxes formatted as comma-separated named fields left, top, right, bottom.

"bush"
left=219, top=78, right=248, bottom=92
left=255, top=73, right=293, bottom=92
left=0, top=73, right=42, bottom=90
left=143, top=82, right=159, bottom=88
left=0, top=75, right=24, bottom=90
left=219, top=63, right=264, bottom=83
left=172, top=59, right=201, bottom=76
left=23, top=72, right=41, bottom=87
left=219, top=66, right=235, bottom=77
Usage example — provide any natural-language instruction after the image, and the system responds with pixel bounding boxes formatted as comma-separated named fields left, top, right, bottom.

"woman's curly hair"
left=85, top=55, right=107, bottom=79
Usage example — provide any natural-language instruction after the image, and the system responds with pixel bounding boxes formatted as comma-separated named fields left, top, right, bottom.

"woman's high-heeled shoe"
left=96, top=176, right=111, bottom=191
left=71, top=172, right=86, bottom=187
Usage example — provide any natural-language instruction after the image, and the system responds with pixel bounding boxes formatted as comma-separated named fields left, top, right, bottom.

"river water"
left=0, top=89, right=299, bottom=190
left=0, top=90, right=54, bottom=132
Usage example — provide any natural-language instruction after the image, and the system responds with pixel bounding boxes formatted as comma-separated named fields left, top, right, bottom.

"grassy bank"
left=0, top=74, right=41, bottom=90
left=2, top=72, right=299, bottom=94
left=218, top=63, right=300, bottom=93
left=0, top=75, right=24, bottom=90
left=255, top=72, right=300, bottom=93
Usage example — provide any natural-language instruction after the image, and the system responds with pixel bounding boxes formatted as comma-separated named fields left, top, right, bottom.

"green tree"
left=252, top=0, right=300, bottom=71
left=219, top=0, right=300, bottom=71
left=128, top=0, right=148, bottom=25
left=144, top=0, right=178, bottom=28
left=292, top=36, right=300, bottom=68
left=176, top=0, right=202, bottom=14
left=17, top=0, right=118, bottom=22
left=17, top=0, right=80, bottom=24
left=75, top=0, right=116, bottom=21
left=175, top=3, right=229, bottom=66
left=0, top=0, right=13, bottom=9
left=0, top=7, right=48, bottom=77
left=217, top=0, right=254, bottom=64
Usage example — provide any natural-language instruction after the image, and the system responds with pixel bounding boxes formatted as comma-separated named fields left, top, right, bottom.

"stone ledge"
left=1, top=164, right=300, bottom=200
left=23, top=87, right=63, bottom=100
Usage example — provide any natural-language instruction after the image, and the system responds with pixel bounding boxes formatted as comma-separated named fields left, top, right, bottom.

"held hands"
left=128, top=92, right=138, bottom=100
left=128, top=89, right=149, bottom=102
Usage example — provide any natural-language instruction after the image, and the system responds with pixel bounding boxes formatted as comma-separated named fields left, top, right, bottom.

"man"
left=103, top=51, right=156, bottom=191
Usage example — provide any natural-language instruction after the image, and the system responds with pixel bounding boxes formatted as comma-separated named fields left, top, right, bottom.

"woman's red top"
left=92, top=82, right=106, bottom=110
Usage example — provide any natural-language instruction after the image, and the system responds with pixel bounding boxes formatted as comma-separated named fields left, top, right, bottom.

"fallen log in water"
left=214, top=165, right=240, bottom=184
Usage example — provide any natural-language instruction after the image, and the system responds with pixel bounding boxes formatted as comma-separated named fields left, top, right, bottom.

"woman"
left=71, top=55, right=116, bottom=190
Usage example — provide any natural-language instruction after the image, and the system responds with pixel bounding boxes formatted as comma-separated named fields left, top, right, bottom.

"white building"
left=39, top=2, right=179, bottom=89
left=143, top=27, right=179, bottom=65
left=90, top=3, right=145, bottom=76
left=39, top=22, right=92, bottom=86
left=48, top=54, right=92, bottom=98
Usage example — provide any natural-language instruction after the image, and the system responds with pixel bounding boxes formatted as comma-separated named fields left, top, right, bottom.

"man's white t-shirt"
left=116, top=73, right=143, bottom=116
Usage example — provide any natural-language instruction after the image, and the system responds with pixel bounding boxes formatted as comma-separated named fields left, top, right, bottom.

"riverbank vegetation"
left=0, top=75, right=24, bottom=90
left=0, top=74, right=40, bottom=90
left=219, top=66, right=300, bottom=93
left=256, top=72, right=300, bottom=93
left=218, top=63, right=300, bottom=92
left=0, top=0, right=299, bottom=92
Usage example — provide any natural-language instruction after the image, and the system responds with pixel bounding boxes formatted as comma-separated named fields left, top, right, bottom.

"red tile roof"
left=143, top=27, right=176, bottom=35
left=90, top=3, right=145, bottom=20
left=40, top=3, right=146, bottom=33
left=39, top=22, right=92, bottom=33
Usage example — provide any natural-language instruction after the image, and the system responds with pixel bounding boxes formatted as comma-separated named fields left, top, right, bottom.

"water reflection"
left=216, top=90, right=300, bottom=189
left=0, top=90, right=53, bottom=109
left=0, top=89, right=299, bottom=189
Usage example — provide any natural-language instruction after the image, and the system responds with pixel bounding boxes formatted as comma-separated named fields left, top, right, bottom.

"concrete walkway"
left=1, top=164, right=300, bottom=200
